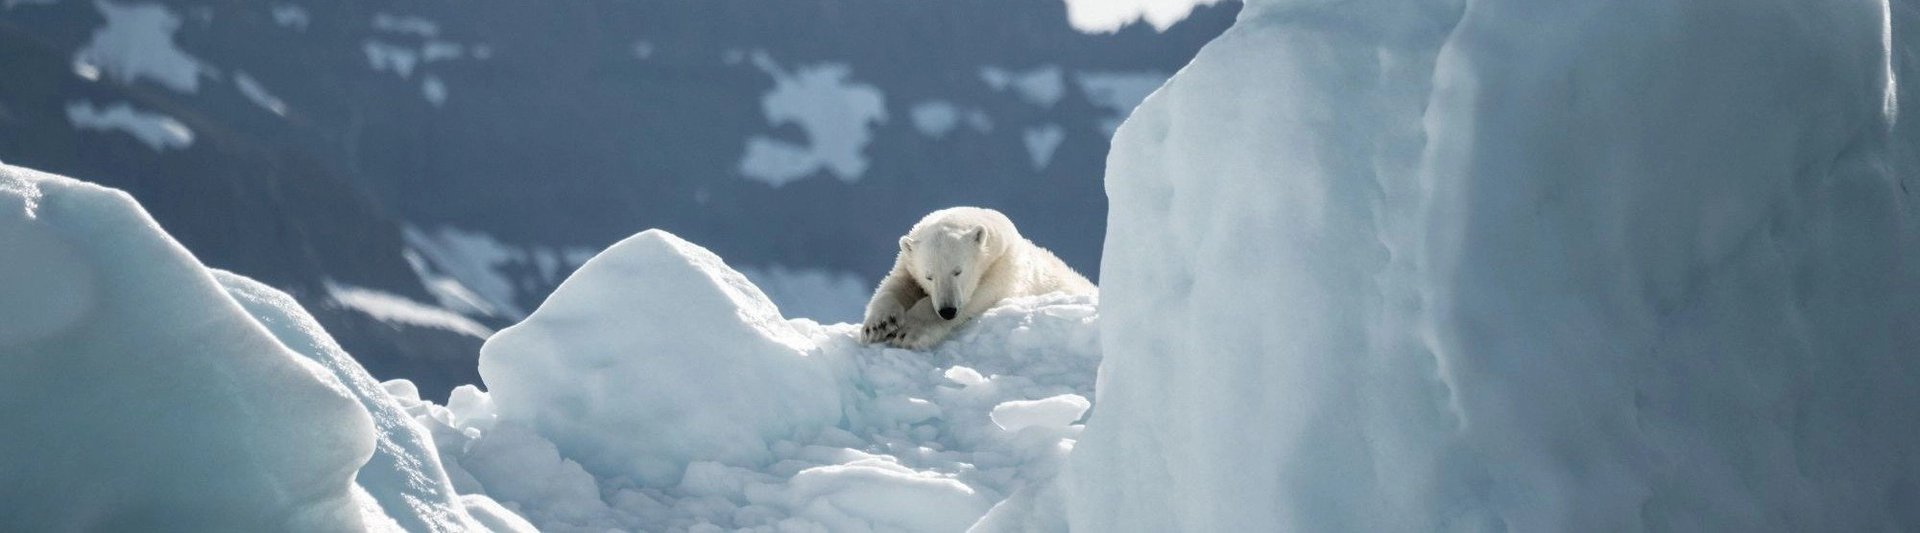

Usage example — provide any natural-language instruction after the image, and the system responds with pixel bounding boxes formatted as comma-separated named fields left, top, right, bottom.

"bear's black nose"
left=938, top=306, right=958, bottom=320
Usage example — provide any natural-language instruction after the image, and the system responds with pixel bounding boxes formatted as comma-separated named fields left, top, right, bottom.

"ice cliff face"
left=0, top=164, right=527, bottom=531
left=1071, top=0, right=1920, bottom=531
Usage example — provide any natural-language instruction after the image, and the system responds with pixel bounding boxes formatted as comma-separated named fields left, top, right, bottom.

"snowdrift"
left=1071, top=0, right=1920, bottom=531
left=0, top=164, right=528, bottom=531
left=422, top=229, right=1102, bottom=531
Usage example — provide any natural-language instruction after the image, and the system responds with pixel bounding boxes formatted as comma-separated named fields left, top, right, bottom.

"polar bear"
left=861, top=207, right=1096, bottom=349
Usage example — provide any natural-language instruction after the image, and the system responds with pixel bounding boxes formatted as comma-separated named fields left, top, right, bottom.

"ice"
left=989, top=395, right=1089, bottom=432
left=74, top=0, right=206, bottom=93
left=218, top=271, right=521, bottom=532
left=1069, top=0, right=1920, bottom=531
left=65, top=100, right=193, bottom=151
left=421, top=229, right=1100, bottom=531
left=0, top=164, right=374, bottom=529
left=0, top=163, right=536, bottom=531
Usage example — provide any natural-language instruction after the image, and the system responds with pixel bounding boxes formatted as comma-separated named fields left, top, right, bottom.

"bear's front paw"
left=861, top=313, right=907, bottom=344
left=885, top=325, right=946, bottom=351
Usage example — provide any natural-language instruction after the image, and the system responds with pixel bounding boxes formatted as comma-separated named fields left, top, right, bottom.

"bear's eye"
left=924, top=276, right=932, bottom=281
left=952, top=270, right=961, bottom=277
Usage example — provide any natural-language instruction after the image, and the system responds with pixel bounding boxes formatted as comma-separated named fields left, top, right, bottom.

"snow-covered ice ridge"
left=439, top=230, right=1100, bottom=531
left=1, top=163, right=1099, bottom=531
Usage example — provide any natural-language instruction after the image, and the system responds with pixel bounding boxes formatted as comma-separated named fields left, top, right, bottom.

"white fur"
left=862, top=207, right=1096, bottom=349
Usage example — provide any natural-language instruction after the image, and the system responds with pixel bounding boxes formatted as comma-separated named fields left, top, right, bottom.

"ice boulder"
left=217, top=270, right=528, bottom=532
left=1072, top=0, right=1920, bottom=531
left=479, top=229, right=845, bottom=487
left=0, top=164, right=376, bottom=530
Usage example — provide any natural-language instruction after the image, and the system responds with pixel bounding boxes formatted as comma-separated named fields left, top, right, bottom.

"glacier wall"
left=1070, top=0, right=1920, bottom=530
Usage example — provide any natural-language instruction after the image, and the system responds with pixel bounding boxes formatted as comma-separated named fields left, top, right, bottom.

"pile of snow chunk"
left=415, top=229, right=1101, bottom=532
left=0, top=163, right=531, bottom=531
left=1071, top=0, right=1920, bottom=531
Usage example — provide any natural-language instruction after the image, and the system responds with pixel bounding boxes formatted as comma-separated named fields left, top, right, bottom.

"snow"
left=910, top=100, right=962, bottom=139
left=0, top=164, right=375, bottom=529
left=423, top=75, right=449, bottom=107
left=364, top=40, right=420, bottom=78
left=65, top=100, right=193, bottom=151
left=270, top=4, right=308, bottom=30
left=1021, top=124, right=1065, bottom=170
left=408, top=229, right=1101, bottom=531
left=739, top=51, right=888, bottom=187
left=324, top=281, right=495, bottom=339
left=74, top=0, right=206, bottom=93
left=989, top=394, right=1089, bottom=432
left=1069, top=0, right=1920, bottom=531
left=403, top=224, right=595, bottom=320
left=738, top=263, right=872, bottom=324
left=234, top=71, right=289, bottom=116
left=981, top=66, right=1066, bottom=108
left=1059, top=0, right=1217, bottom=34
left=372, top=13, right=439, bottom=37
left=1073, top=71, right=1167, bottom=137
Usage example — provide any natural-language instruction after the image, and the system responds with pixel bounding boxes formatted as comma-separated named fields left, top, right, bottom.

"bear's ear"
left=899, top=236, right=914, bottom=252
left=968, top=226, right=985, bottom=245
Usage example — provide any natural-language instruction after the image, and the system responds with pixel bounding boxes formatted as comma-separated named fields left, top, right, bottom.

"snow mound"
left=0, top=165, right=374, bottom=530
left=432, top=229, right=1101, bottom=531
left=1071, top=0, right=1920, bottom=531
left=480, top=229, right=843, bottom=487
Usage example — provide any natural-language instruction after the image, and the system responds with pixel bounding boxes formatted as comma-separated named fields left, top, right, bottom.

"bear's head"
left=901, top=221, right=1006, bottom=321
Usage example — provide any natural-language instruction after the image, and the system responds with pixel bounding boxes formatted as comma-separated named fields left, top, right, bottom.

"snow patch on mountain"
left=1023, top=124, right=1066, bottom=170
left=981, top=65, right=1067, bottom=108
left=423, top=75, right=448, bottom=107
left=233, top=71, right=289, bottom=116
left=739, top=51, right=888, bottom=187
left=269, top=4, right=308, bottom=30
left=910, top=100, right=962, bottom=139
left=75, top=0, right=207, bottom=93
left=372, top=12, right=439, bottom=38
left=65, top=101, right=193, bottom=151
left=1074, top=71, right=1166, bottom=137
left=737, top=264, right=871, bottom=324
left=402, top=224, right=595, bottom=321
left=324, top=281, right=494, bottom=339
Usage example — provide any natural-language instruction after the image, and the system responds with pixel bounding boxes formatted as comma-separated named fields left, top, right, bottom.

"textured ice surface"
left=1070, top=0, right=1920, bottom=531
left=0, top=165, right=374, bottom=530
